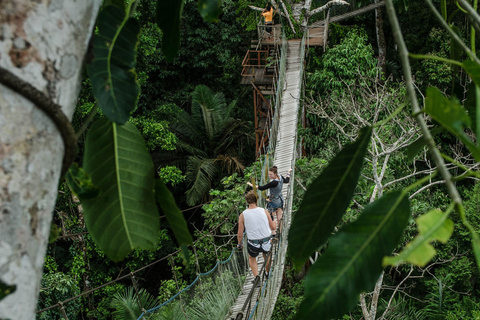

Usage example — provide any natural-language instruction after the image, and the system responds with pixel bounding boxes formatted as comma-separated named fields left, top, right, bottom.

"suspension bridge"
left=36, top=3, right=385, bottom=319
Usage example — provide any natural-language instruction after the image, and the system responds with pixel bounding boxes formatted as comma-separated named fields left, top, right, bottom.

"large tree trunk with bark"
left=0, top=1, right=101, bottom=318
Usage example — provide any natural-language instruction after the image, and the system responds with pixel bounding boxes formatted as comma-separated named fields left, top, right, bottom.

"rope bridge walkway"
left=36, top=4, right=388, bottom=318
left=37, top=28, right=306, bottom=320
left=137, top=33, right=306, bottom=320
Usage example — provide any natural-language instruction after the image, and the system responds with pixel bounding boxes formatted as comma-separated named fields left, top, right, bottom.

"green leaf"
left=289, top=127, right=372, bottom=269
left=297, top=192, right=410, bottom=319
left=0, top=280, right=15, bottom=302
left=157, top=0, right=184, bottom=62
left=197, top=0, right=223, bottom=22
left=88, top=5, right=140, bottom=124
left=82, top=118, right=159, bottom=261
left=424, top=87, right=480, bottom=161
left=406, top=126, right=443, bottom=162
left=155, top=179, right=193, bottom=262
left=464, top=60, right=480, bottom=88
left=465, top=82, right=480, bottom=140
left=471, top=232, right=480, bottom=272
left=383, top=209, right=453, bottom=267
left=48, top=223, right=62, bottom=243
left=66, top=163, right=100, bottom=200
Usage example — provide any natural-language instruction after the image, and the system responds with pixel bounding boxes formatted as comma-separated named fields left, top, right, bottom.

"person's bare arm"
left=237, top=213, right=245, bottom=246
left=265, top=209, right=275, bottom=231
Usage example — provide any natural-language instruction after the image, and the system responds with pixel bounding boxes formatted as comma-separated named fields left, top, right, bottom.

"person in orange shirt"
left=262, top=5, right=274, bottom=35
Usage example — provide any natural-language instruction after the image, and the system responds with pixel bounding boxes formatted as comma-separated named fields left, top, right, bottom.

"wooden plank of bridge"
left=256, top=39, right=303, bottom=320
left=226, top=39, right=304, bottom=320
left=224, top=255, right=265, bottom=320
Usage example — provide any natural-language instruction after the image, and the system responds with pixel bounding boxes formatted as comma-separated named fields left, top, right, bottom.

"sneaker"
left=252, top=275, right=260, bottom=286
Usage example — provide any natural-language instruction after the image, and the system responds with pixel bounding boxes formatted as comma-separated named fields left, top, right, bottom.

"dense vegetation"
left=34, top=0, right=480, bottom=319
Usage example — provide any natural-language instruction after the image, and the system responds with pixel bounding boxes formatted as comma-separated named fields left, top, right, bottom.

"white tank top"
left=243, top=207, right=271, bottom=240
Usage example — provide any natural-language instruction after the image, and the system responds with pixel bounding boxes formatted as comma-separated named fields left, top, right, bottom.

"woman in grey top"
left=248, top=166, right=291, bottom=235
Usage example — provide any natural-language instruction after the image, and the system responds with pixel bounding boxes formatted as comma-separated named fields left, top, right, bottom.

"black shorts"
left=247, top=241, right=270, bottom=258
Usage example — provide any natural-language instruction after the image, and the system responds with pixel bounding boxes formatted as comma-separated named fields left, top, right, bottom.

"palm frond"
left=111, top=287, right=159, bottom=320
left=191, top=85, right=227, bottom=141
left=215, top=155, right=245, bottom=175
left=185, top=157, right=219, bottom=206
left=171, top=109, right=207, bottom=151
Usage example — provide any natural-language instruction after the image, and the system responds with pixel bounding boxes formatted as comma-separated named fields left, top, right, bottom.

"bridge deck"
left=226, top=39, right=303, bottom=320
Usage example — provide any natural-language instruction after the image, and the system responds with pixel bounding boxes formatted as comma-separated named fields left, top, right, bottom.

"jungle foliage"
left=33, top=0, right=480, bottom=319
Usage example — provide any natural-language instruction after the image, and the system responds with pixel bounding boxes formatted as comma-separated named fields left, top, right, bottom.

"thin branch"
left=386, top=0, right=463, bottom=206
left=310, top=0, right=350, bottom=16
left=278, top=0, right=297, bottom=34
left=380, top=266, right=414, bottom=320
left=408, top=180, right=446, bottom=199
left=424, top=0, right=480, bottom=64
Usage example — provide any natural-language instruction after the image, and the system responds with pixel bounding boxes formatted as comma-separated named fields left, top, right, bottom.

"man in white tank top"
left=237, top=191, right=275, bottom=279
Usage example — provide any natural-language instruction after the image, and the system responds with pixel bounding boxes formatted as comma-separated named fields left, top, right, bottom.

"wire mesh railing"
left=247, top=32, right=306, bottom=320
left=138, top=247, right=248, bottom=320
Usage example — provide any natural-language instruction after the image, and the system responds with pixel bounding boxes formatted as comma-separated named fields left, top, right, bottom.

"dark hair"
left=269, top=166, right=278, bottom=175
left=245, top=191, right=258, bottom=204
left=265, top=4, right=272, bottom=11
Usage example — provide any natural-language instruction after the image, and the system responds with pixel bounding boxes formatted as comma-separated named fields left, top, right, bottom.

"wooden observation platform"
left=241, top=24, right=324, bottom=158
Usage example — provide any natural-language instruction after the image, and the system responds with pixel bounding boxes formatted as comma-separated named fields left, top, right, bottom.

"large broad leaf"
left=296, top=192, right=410, bottom=320
left=157, top=0, right=184, bottom=62
left=197, top=0, right=223, bottom=22
left=289, top=127, right=372, bottom=269
left=424, top=87, right=480, bottom=161
left=82, top=119, right=159, bottom=261
left=383, top=209, right=453, bottom=267
left=88, top=5, right=140, bottom=124
left=155, top=179, right=193, bottom=261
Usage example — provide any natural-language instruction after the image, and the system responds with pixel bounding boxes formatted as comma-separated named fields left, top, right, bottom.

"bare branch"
left=409, top=180, right=446, bottom=199
left=310, top=0, right=350, bottom=16
left=278, top=0, right=297, bottom=34
left=379, top=266, right=414, bottom=320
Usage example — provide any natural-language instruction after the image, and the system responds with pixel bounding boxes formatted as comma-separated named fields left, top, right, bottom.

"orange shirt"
left=262, top=8, right=274, bottom=23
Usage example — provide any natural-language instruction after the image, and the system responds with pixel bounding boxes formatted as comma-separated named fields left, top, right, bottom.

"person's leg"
left=267, top=203, right=277, bottom=236
left=247, top=243, right=260, bottom=277
left=263, top=252, right=272, bottom=276
left=249, top=255, right=258, bottom=277
left=276, top=207, right=283, bottom=234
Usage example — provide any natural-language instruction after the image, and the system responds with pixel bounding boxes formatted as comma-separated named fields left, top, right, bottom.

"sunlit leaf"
left=66, top=163, right=100, bottom=200
left=88, top=5, right=140, bottom=124
left=155, top=179, right=193, bottom=262
left=157, top=0, right=184, bottom=61
left=289, top=127, right=372, bottom=269
left=83, top=119, right=159, bottom=262
left=424, top=87, right=480, bottom=161
left=297, top=192, right=410, bottom=319
left=197, top=0, right=223, bottom=22
left=383, top=209, right=453, bottom=267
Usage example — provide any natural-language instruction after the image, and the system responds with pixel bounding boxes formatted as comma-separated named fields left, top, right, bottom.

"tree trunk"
left=375, top=0, right=387, bottom=76
left=0, top=1, right=101, bottom=318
